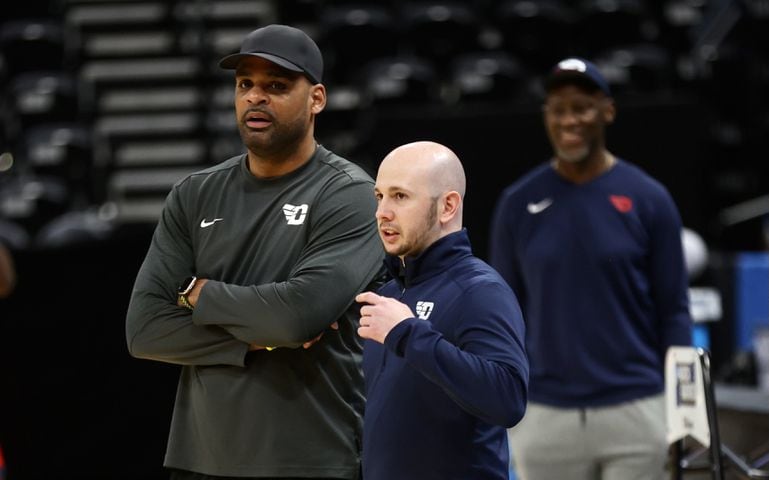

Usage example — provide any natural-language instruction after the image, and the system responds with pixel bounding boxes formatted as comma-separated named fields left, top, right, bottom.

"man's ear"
left=603, top=98, right=616, bottom=124
left=310, top=84, right=326, bottom=114
left=440, top=191, right=461, bottom=223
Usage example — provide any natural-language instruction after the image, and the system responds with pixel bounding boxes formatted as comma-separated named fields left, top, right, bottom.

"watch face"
left=178, top=276, right=197, bottom=295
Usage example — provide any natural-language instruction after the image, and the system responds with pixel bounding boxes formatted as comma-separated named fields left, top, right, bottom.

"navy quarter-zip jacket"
left=362, top=229, right=529, bottom=480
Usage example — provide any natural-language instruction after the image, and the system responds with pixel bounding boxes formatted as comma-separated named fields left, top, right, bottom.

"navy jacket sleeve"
left=648, top=187, right=693, bottom=352
left=384, top=281, right=528, bottom=427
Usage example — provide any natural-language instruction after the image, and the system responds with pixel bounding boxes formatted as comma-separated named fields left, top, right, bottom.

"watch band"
left=179, top=293, right=194, bottom=310
left=177, top=276, right=197, bottom=310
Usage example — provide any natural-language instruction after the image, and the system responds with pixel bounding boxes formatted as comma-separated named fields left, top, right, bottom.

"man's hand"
left=177, top=278, right=208, bottom=308
left=356, top=291, right=414, bottom=344
left=302, top=322, right=339, bottom=349
left=248, top=322, right=339, bottom=351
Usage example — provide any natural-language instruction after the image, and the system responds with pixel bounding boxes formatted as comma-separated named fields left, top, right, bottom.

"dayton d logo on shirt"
left=415, top=301, right=434, bottom=320
left=283, top=204, right=309, bottom=225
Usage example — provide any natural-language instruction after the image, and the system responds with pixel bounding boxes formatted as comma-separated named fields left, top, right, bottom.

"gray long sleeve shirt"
left=125, top=145, right=384, bottom=477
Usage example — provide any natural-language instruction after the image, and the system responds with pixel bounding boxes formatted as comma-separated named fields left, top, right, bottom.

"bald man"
left=356, top=141, right=529, bottom=480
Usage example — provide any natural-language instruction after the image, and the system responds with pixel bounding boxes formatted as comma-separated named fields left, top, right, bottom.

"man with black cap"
left=126, top=24, right=384, bottom=479
left=488, top=57, right=693, bottom=480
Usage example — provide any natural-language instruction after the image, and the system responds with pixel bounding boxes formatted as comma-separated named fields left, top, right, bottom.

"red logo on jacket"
left=609, top=195, right=633, bottom=213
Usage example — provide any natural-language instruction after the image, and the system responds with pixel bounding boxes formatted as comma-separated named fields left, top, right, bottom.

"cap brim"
left=218, top=52, right=304, bottom=73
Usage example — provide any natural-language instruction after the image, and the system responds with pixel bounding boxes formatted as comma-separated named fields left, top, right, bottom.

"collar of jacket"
left=383, top=228, right=473, bottom=289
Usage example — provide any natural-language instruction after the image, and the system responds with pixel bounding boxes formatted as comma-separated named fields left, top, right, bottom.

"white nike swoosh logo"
left=527, top=198, right=553, bottom=214
left=200, top=218, right=223, bottom=228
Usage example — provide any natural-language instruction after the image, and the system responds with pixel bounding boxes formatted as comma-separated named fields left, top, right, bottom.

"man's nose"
left=376, top=202, right=393, bottom=220
left=246, top=87, right=268, bottom=104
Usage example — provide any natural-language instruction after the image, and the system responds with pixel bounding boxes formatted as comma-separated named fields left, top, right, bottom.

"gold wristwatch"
left=178, top=276, right=197, bottom=310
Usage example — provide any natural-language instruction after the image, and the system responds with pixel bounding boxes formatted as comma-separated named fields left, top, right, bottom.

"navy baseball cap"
left=544, top=57, right=611, bottom=97
left=218, top=24, right=323, bottom=84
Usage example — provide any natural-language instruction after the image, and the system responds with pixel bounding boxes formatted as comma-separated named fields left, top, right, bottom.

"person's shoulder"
left=174, top=155, right=242, bottom=189
left=613, top=159, right=673, bottom=198
left=451, top=255, right=519, bottom=301
left=460, top=255, right=511, bottom=283
left=315, top=146, right=374, bottom=184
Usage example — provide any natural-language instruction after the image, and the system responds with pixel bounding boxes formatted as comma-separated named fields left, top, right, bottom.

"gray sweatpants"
left=508, top=394, right=668, bottom=480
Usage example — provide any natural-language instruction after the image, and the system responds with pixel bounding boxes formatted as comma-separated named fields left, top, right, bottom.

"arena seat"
left=446, top=50, right=529, bottom=105
left=316, top=4, right=398, bottom=85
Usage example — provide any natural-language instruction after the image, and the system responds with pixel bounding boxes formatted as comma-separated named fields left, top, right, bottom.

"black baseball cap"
left=218, top=24, right=323, bottom=84
left=544, top=57, right=611, bottom=97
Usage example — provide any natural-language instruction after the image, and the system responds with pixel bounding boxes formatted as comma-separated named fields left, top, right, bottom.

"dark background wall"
left=0, top=226, right=178, bottom=479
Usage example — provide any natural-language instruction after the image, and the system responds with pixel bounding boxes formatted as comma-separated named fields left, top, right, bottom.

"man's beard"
left=555, top=144, right=589, bottom=163
left=238, top=110, right=310, bottom=159
left=390, top=199, right=440, bottom=258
